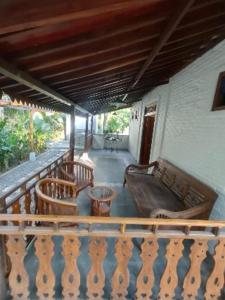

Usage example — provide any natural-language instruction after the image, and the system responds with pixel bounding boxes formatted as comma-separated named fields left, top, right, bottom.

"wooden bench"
left=124, top=159, right=218, bottom=219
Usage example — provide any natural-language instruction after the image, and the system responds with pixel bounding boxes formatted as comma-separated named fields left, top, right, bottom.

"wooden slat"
left=39, top=48, right=149, bottom=80
left=205, top=240, right=225, bottom=299
left=0, top=0, right=160, bottom=35
left=159, top=239, right=184, bottom=299
left=26, top=39, right=155, bottom=72
left=136, top=238, right=158, bottom=299
left=87, top=238, right=107, bottom=299
left=62, top=236, right=80, bottom=299
left=111, top=238, right=133, bottom=299
left=7, top=235, right=29, bottom=299
left=182, top=240, right=208, bottom=300
left=131, top=0, right=195, bottom=88
left=35, top=236, right=55, bottom=299
left=0, top=58, right=89, bottom=114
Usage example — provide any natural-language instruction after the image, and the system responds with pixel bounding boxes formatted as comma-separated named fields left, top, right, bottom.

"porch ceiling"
left=0, top=0, right=224, bottom=115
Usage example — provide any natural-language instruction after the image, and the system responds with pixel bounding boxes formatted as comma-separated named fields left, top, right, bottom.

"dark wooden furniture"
left=35, top=178, right=78, bottom=217
left=124, top=159, right=218, bottom=219
left=88, top=186, right=116, bottom=216
left=59, top=161, right=94, bottom=195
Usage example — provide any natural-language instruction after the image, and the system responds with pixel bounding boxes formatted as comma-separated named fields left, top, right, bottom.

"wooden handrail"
left=1, top=214, right=225, bottom=228
left=0, top=149, right=70, bottom=201
left=2, top=214, right=225, bottom=299
left=0, top=149, right=71, bottom=213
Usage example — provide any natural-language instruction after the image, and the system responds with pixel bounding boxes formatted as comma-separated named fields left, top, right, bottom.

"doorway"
left=139, top=105, right=156, bottom=164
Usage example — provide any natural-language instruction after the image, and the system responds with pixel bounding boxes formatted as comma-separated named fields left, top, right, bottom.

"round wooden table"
left=88, top=186, right=116, bottom=216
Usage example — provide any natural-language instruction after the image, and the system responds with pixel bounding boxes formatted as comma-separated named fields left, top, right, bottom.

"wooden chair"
left=59, top=161, right=94, bottom=195
left=35, top=178, right=78, bottom=218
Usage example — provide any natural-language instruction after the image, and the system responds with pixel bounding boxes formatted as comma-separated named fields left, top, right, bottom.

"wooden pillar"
left=29, top=109, right=34, bottom=151
left=90, top=115, right=94, bottom=145
left=0, top=236, right=6, bottom=299
left=90, top=115, right=94, bottom=134
left=69, top=108, right=75, bottom=160
left=84, top=113, right=89, bottom=152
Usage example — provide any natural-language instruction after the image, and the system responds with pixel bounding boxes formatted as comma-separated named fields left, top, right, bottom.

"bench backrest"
left=153, top=159, right=218, bottom=214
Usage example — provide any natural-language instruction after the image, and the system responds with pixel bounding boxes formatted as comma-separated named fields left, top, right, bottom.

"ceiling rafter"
left=0, top=57, right=89, bottom=114
left=130, top=0, right=195, bottom=89
left=0, top=0, right=161, bottom=36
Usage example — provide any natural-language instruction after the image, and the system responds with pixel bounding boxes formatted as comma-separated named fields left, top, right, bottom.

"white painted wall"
left=129, top=40, right=225, bottom=219
left=129, top=84, right=169, bottom=162
left=93, top=134, right=129, bottom=150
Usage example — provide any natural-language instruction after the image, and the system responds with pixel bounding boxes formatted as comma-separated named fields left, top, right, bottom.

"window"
left=212, top=71, right=225, bottom=110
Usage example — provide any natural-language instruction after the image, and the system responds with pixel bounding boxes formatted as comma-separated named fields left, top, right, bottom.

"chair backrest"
left=60, top=161, right=94, bottom=190
left=153, top=159, right=218, bottom=214
left=35, top=178, right=78, bottom=216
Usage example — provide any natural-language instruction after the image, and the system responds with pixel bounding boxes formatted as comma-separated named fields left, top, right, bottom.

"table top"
left=88, top=185, right=117, bottom=202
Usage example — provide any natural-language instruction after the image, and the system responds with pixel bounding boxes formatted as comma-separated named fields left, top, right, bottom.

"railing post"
left=84, top=113, right=89, bottom=152
left=69, top=107, right=75, bottom=161
left=0, top=236, right=6, bottom=300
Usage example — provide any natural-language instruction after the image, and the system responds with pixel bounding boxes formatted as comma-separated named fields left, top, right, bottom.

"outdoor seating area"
left=1, top=1, right=225, bottom=299
left=124, top=159, right=218, bottom=219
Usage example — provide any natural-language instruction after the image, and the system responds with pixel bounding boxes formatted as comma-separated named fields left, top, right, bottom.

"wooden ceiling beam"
left=80, top=80, right=168, bottom=100
left=10, top=11, right=166, bottom=59
left=37, top=47, right=150, bottom=80
left=77, top=81, right=168, bottom=105
left=0, top=57, right=89, bottom=114
left=67, top=83, right=129, bottom=98
left=24, top=37, right=156, bottom=72
left=62, top=77, right=133, bottom=95
left=0, top=0, right=161, bottom=35
left=53, top=67, right=138, bottom=89
left=167, top=24, right=224, bottom=47
left=131, top=0, right=195, bottom=89
left=40, top=55, right=145, bottom=84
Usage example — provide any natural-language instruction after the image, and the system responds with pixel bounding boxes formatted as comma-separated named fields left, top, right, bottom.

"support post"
left=69, top=108, right=75, bottom=160
left=0, top=236, right=6, bottom=299
left=29, top=109, right=34, bottom=151
left=90, top=115, right=94, bottom=146
left=84, top=113, right=89, bottom=152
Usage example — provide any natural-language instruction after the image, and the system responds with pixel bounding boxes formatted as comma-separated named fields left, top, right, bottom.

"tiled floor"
left=76, top=149, right=138, bottom=217
left=6, top=150, right=223, bottom=299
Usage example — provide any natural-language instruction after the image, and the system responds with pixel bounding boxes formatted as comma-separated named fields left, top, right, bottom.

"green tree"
left=0, top=108, right=65, bottom=172
left=106, top=108, right=131, bottom=133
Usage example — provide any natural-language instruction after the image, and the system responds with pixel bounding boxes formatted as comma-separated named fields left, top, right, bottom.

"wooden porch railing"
left=0, top=149, right=71, bottom=215
left=0, top=214, right=225, bottom=299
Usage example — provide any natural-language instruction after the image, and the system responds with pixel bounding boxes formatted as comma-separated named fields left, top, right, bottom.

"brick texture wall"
left=129, top=40, right=225, bottom=219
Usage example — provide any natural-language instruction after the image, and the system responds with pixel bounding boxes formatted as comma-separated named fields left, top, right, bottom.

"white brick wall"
left=129, top=40, right=225, bottom=219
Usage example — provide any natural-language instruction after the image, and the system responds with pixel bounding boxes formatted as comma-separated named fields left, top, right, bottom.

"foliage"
left=106, top=108, right=131, bottom=133
left=0, top=108, right=64, bottom=172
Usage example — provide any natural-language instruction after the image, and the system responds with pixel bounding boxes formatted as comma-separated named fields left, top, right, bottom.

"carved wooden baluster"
left=87, top=238, right=107, bottom=300
left=159, top=239, right=184, bottom=299
left=136, top=238, right=158, bottom=299
left=35, top=236, right=55, bottom=299
left=12, top=200, right=21, bottom=225
left=111, top=238, right=133, bottom=299
left=25, top=192, right=31, bottom=213
left=183, top=239, right=208, bottom=300
left=12, top=200, right=20, bottom=214
left=7, top=235, right=29, bottom=299
left=205, top=240, right=225, bottom=299
left=61, top=236, right=80, bottom=299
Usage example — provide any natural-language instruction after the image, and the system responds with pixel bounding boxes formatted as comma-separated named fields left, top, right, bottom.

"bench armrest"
left=125, top=161, right=159, bottom=175
left=150, top=202, right=212, bottom=219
